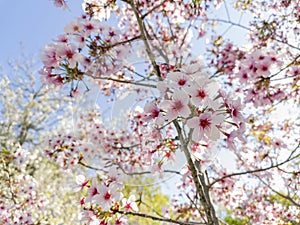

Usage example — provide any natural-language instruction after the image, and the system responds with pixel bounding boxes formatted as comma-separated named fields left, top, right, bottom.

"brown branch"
left=118, top=163, right=181, bottom=176
left=210, top=142, right=300, bottom=187
left=102, top=35, right=141, bottom=49
left=202, top=18, right=300, bottom=51
left=272, top=37, right=300, bottom=50
left=126, top=0, right=162, bottom=80
left=85, top=74, right=157, bottom=88
left=144, top=20, right=170, bottom=63
left=184, top=193, right=205, bottom=221
left=3, top=167, right=17, bottom=204
left=78, top=161, right=108, bottom=173
left=179, top=20, right=194, bottom=49
left=255, top=175, right=300, bottom=207
left=112, top=209, right=205, bottom=225
left=79, top=160, right=181, bottom=176
left=270, top=54, right=300, bottom=79
left=173, top=120, right=219, bottom=225
left=140, top=201, right=165, bottom=218
left=141, top=0, right=167, bottom=19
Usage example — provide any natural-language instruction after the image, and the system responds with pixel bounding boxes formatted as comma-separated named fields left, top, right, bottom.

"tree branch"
left=113, top=209, right=205, bottom=225
left=255, top=174, right=300, bottom=207
left=141, top=0, right=167, bottom=19
left=173, top=120, right=219, bottom=225
left=102, top=35, right=141, bottom=49
left=210, top=142, right=300, bottom=187
left=126, top=0, right=162, bottom=80
left=270, top=54, right=300, bottom=79
left=85, top=73, right=157, bottom=88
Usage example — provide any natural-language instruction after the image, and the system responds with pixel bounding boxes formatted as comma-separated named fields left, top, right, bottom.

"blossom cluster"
left=42, top=0, right=224, bottom=96
left=37, top=0, right=300, bottom=224
left=42, top=60, right=249, bottom=224
left=211, top=41, right=298, bottom=108
left=0, top=146, right=48, bottom=225
left=212, top=174, right=300, bottom=224
left=75, top=168, right=138, bottom=225
left=39, top=14, right=134, bottom=95
left=0, top=70, right=83, bottom=225
left=143, top=62, right=245, bottom=149
left=45, top=108, right=176, bottom=176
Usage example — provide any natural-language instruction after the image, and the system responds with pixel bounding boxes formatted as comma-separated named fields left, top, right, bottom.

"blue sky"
left=0, top=0, right=250, bottom=68
left=0, top=0, right=83, bottom=64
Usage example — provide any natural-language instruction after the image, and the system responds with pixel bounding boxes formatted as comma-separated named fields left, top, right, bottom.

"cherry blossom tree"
left=5, top=0, right=300, bottom=224
left=0, top=59, right=82, bottom=224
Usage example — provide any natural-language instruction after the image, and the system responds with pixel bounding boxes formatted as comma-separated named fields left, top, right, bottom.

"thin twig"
left=103, top=35, right=141, bottom=49
left=78, top=161, right=108, bottom=173
left=255, top=175, right=300, bottom=207
left=270, top=54, right=300, bottom=78
left=113, top=209, right=206, bottom=225
left=210, top=142, right=300, bottom=187
left=141, top=0, right=167, bottom=19
left=85, top=74, right=157, bottom=88
left=118, top=164, right=181, bottom=176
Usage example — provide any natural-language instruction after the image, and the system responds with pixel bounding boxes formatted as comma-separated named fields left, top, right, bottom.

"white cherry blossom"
left=187, top=112, right=224, bottom=142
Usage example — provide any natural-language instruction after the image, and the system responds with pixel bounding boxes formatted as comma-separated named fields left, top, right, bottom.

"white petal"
left=187, top=117, right=199, bottom=129
left=180, top=106, right=191, bottom=118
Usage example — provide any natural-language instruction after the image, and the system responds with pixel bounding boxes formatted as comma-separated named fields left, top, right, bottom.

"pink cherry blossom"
left=83, top=20, right=99, bottom=36
left=74, top=175, right=89, bottom=192
left=107, top=167, right=125, bottom=190
left=228, top=97, right=244, bottom=123
left=85, top=178, right=99, bottom=203
left=56, top=43, right=82, bottom=68
left=40, top=44, right=60, bottom=69
left=73, top=35, right=86, bottom=49
left=115, top=217, right=128, bottom=225
left=122, top=195, right=138, bottom=212
left=143, top=101, right=165, bottom=125
left=187, top=112, right=224, bottom=142
left=161, top=90, right=191, bottom=121
left=187, top=76, right=218, bottom=106
left=32, top=0, right=300, bottom=223
left=93, top=183, right=122, bottom=211
left=64, top=19, right=84, bottom=34
left=55, top=34, right=69, bottom=43
left=182, top=62, right=205, bottom=75
left=53, top=0, right=68, bottom=9
left=39, top=67, right=64, bottom=88
left=100, top=219, right=109, bottom=225
left=167, top=71, right=191, bottom=89
left=271, top=137, right=287, bottom=149
left=226, top=122, right=246, bottom=151
left=80, top=210, right=100, bottom=225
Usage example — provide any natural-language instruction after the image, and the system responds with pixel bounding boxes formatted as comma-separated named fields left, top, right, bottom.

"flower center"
left=152, top=109, right=160, bottom=118
left=66, top=50, right=74, bottom=59
left=173, top=101, right=183, bottom=111
left=104, top=192, right=111, bottom=200
left=178, top=79, right=186, bottom=86
left=197, top=90, right=206, bottom=99
left=92, top=187, right=98, bottom=196
left=199, top=118, right=211, bottom=128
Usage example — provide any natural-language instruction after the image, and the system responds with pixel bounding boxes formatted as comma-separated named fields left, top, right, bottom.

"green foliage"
left=224, top=215, right=250, bottom=225
left=269, top=193, right=299, bottom=206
